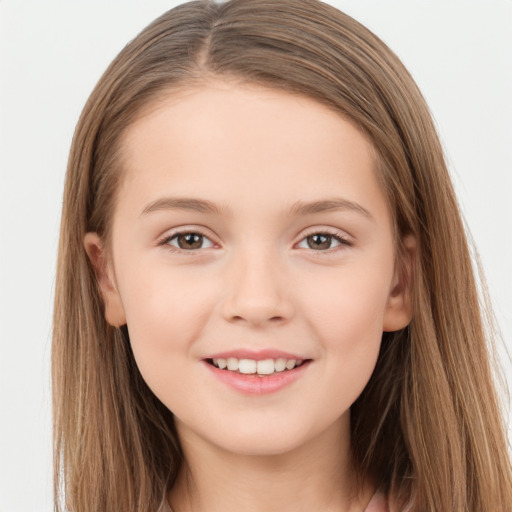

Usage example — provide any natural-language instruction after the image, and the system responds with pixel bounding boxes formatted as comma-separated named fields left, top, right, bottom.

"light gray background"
left=1, top=1, right=511, bottom=511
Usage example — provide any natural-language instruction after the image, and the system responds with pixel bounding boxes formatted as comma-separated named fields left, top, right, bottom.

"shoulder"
left=364, top=491, right=389, bottom=512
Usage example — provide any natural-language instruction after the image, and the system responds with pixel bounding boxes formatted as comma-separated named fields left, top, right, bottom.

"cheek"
left=120, top=261, right=211, bottom=337
left=300, top=263, right=392, bottom=393
left=117, top=265, right=215, bottom=393
left=303, top=261, right=392, bottom=338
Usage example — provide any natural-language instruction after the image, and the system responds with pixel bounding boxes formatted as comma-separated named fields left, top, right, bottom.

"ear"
left=383, top=234, right=416, bottom=332
left=83, top=232, right=127, bottom=327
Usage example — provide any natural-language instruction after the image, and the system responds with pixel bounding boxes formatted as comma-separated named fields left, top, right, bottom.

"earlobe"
left=383, top=234, right=416, bottom=333
left=83, top=232, right=127, bottom=327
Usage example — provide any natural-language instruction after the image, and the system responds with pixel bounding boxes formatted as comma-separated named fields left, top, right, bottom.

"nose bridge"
left=221, top=238, right=294, bottom=326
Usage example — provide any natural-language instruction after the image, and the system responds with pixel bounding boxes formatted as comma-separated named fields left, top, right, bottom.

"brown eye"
left=297, top=231, right=351, bottom=252
left=165, top=232, right=214, bottom=251
left=177, top=233, right=203, bottom=249
left=307, top=234, right=333, bottom=250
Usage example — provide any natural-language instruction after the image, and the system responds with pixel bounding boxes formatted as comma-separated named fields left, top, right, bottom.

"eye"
left=158, top=228, right=351, bottom=254
left=297, top=231, right=352, bottom=252
left=159, top=231, right=215, bottom=252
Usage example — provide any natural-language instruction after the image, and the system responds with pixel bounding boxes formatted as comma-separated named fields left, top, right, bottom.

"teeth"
left=286, top=359, right=297, bottom=370
left=211, top=357, right=303, bottom=375
left=227, top=357, right=238, bottom=371
left=275, top=358, right=287, bottom=372
left=238, top=359, right=257, bottom=374
left=256, top=359, right=275, bottom=375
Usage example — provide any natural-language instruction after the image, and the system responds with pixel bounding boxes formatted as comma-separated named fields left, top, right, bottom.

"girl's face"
left=86, top=80, right=412, bottom=457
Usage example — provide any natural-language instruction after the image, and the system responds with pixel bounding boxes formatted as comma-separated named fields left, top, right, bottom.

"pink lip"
left=205, top=349, right=306, bottom=361
left=202, top=359, right=312, bottom=395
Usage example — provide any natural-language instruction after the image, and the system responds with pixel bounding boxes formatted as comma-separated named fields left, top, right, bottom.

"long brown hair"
left=52, top=1, right=512, bottom=510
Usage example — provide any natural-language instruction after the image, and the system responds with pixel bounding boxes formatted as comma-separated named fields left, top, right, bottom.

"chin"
left=216, top=436, right=307, bottom=458
left=199, top=415, right=342, bottom=458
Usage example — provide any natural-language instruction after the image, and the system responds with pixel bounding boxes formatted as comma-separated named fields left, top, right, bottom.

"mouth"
left=205, top=357, right=311, bottom=377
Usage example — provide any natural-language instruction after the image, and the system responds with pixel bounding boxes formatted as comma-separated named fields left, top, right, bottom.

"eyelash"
left=157, top=228, right=353, bottom=256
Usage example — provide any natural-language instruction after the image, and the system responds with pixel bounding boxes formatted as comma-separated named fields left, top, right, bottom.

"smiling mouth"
left=206, top=357, right=310, bottom=376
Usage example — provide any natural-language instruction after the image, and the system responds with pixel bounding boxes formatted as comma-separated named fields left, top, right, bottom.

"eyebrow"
left=288, top=198, right=372, bottom=219
left=140, top=196, right=373, bottom=219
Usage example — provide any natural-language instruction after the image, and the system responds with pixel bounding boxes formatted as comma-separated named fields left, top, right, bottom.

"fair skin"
left=85, top=79, right=413, bottom=512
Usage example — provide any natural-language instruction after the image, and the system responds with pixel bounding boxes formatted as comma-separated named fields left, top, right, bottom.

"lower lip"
left=203, top=361, right=311, bottom=395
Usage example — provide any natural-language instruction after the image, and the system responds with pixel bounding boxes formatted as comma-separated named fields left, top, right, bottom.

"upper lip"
left=204, top=349, right=309, bottom=361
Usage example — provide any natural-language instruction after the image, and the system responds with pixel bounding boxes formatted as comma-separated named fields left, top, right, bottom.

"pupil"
left=308, top=234, right=331, bottom=250
left=179, top=233, right=203, bottom=249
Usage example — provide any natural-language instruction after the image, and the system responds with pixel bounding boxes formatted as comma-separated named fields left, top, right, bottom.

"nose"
left=220, top=248, right=295, bottom=327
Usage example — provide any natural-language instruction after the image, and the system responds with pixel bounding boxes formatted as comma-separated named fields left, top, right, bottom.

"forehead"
left=116, top=81, right=388, bottom=222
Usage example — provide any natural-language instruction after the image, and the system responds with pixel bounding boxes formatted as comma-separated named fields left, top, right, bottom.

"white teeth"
left=211, top=357, right=303, bottom=375
left=286, top=359, right=297, bottom=370
left=227, top=357, right=239, bottom=371
left=238, top=359, right=257, bottom=374
left=256, top=359, right=275, bottom=375
left=274, top=358, right=287, bottom=372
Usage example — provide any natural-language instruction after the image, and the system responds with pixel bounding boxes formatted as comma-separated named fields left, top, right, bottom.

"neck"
left=168, top=416, right=373, bottom=512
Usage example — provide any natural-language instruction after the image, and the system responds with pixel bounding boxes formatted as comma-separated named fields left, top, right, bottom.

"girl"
left=52, top=1, right=512, bottom=511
